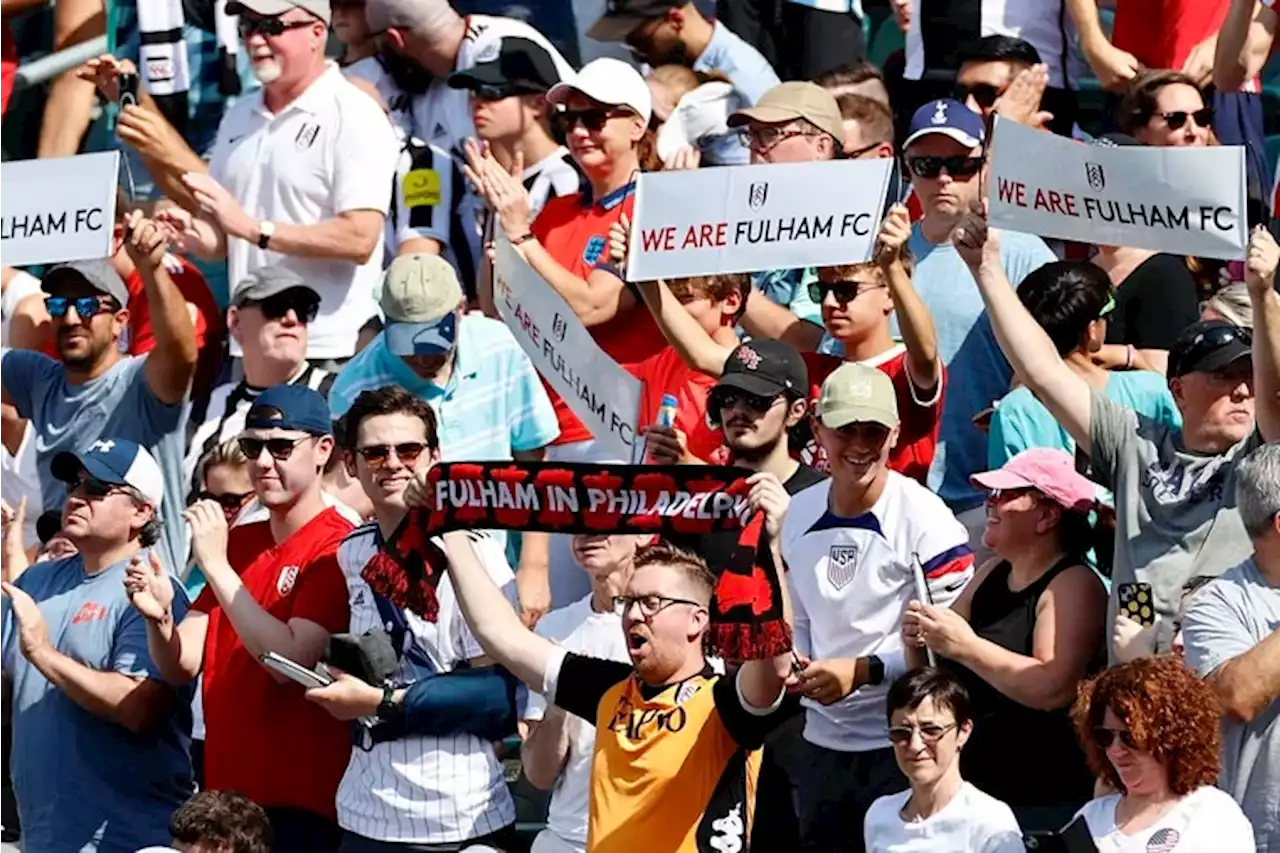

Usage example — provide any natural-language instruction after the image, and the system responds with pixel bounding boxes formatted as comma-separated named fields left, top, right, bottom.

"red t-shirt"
left=1, top=23, right=15, bottom=118
left=1112, top=0, right=1228, bottom=71
left=801, top=346, right=943, bottom=484
left=531, top=184, right=667, bottom=445
left=628, top=345, right=723, bottom=463
left=195, top=508, right=353, bottom=818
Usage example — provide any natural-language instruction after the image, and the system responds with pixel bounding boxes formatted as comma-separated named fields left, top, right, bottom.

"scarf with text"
left=362, top=462, right=791, bottom=661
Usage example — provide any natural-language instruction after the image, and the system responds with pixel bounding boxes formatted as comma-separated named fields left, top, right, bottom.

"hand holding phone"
left=118, top=71, right=140, bottom=108
left=260, top=652, right=334, bottom=689
left=1117, top=582, right=1156, bottom=628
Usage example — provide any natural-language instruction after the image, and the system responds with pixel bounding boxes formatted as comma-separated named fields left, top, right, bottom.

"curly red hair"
left=1071, top=657, right=1221, bottom=796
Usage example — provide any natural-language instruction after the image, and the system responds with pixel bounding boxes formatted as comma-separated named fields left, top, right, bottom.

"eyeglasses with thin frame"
left=555, top=106, right=631, bottom=133
left=198, top=489, right=255, bottom=513
left=355, top=442, right=430, bottom=469
left=612, top=594, right=703, bottom=618
left=738, top=126, right=813, bottom=153
left=904, top=155, right=986, bottom=180
left=1092, top=726, right=1140, bottom=750
left=1158, top=108, right=1214, bottom=131
left=807, top=279, right=886, bottom=305
left=887, top=722, right=957, bottom=745
left=844, top=140, right=884, bottom=159
left=46, top=295, right=119, bottom=320
left=953, top=81, right=1001, bottom=110
left=238, top=435, right=311, bottom=461
left=238, top=14, right=316, bottom=38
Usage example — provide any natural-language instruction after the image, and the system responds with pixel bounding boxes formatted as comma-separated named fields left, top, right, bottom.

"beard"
left=726, top=429, right=784, bottom=465
left=251, top=56, right=283, bottom=84
left=57, top=331, right=114, bottom=372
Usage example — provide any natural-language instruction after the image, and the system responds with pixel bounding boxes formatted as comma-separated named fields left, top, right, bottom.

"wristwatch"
left=257, top=220, right=276, bottom=250
left=376, top=684, right=402, bottom=722
left=866, top=655, right=885, bottom=686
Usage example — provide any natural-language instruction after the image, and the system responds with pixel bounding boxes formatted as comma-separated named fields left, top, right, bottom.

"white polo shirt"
left=210, top=62, right=399, bottom=359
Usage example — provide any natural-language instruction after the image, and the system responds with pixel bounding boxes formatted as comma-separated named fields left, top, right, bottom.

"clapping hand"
left=463, top=139, right=534, bottom=241
left=124, top=550, right=175, bottom=623
left=2, top=581, right=49, bottom=662
left=182, top=172, right=255, bottom=241
left=183, top=500, right=230, bottom=573
left=993, top=63, right=1054, bottom=130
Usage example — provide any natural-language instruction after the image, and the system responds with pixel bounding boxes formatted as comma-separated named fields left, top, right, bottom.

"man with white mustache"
left=157, top=0, right=398, bottom=367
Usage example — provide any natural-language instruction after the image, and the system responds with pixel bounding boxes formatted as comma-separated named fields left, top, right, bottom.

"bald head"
left=366, top=0, right=460, bottom=38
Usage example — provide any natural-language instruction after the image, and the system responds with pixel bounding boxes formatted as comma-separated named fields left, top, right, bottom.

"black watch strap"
left=376, top=684, right=401, bottom=722
left=867, top=655, right=885, bottom=686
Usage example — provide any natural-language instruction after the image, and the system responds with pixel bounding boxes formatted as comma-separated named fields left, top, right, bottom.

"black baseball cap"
left=587, top=0, right=681, bottom=41
left=716, top=340, right=808, bottom=398
left=1168, top=320, right=1252, bottom=378
left=447, top=37, right=564, bottom=96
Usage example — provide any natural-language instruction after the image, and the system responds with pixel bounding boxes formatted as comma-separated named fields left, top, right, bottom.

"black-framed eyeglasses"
left=807, top=279, right=886, bottom=305
left=239, top=288, right=320, bottom=324
left=612, top=594, right=702, bottom=618
left=199, top=489, right=255, bottom=512
left=46, top=295, right=119, bottom=320
left=554, top=106, right=630, bottom=133
left=1092, top=726, right=1139, bottom=750
left=905, top=155, right=986, bottom=180
left=738, top=126, right=812, bottom=153
left=1158, top=108, right=1214, bottom=131
left=238, top=15, right=316, bottom=38
left=708, top=388, right=783, bottom=416
left=238, top=435, right=310, bottom=461
left=953, top=81, right=1002, bottom=110
left=887, top=722, right=957, bottom=745
left=356, top=442, right=430, bottom=469
left=844, top=140, right=883, bottom=159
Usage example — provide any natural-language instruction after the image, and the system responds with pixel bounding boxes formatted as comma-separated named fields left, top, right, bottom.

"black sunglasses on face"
left=1092, top=727, right=1139, bottom=750
left=905, top=155, right=986, bottom=180
left=469, top=83, right=527, bottom=102
left=355, top=442, right=430, bottom=468
left=46, top=295, right=118, bottom=320
left=709, top=388, right=782, bottom=415
left=1158, top=107, right=1214, bottom=130
left=807, top=279, right=886, bottom=305
left=199, top=490, right=254, bottom=512
left=241, top=289, right=320, bottom=324
left=73, top=476, right=124, bottom=499
left=953, top=81, right=1001, bottom=109
left=555, top=107, right=629, bottom=133
left=238, top=15, right=315, bottom=38
left=238, top=435, right=310, bottom=461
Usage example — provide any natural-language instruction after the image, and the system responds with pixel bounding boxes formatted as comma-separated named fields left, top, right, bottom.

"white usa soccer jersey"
left=781, top=473, right=975, bottom=752
left=335, top=523, right=517, bottom=843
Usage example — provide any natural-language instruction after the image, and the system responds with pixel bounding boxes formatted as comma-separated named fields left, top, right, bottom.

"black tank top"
left=943, top=557, right=1099, bottom=808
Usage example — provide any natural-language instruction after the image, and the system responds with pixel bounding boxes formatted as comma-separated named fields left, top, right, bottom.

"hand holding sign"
left=953, top=199, right=999, bottom=271
left=874, top=204, right=911, bottom=267
left=1245, top=227, right=1279, bottom=296
left=76, top=54, right=136, bottom=104
left=608, top=214, right=631, bottom=278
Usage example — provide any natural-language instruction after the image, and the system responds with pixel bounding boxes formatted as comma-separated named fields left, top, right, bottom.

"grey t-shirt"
left=1089, top=392, right=1259, bottom=654
left=1182, top=558, right=1280, bottom=853
left=0, top=348, right=190, bottom=575
left=1, top=551, right=193, bottom=853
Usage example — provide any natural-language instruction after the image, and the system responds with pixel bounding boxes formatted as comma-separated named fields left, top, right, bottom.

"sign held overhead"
left=1, top=152, right=121, bottom=267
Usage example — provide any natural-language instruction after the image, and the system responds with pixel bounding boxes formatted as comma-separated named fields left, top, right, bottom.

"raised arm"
left=878, top=204, right=941, bottom=396
left=955, top=206, right=1095, bottom=454
left=1065, top=0, right=1143, bottom=91
left=1246, top=227, right=1280, bottom=442
left=126, top=212, right=198, bottom=404
left=1215, top=0, right=1278, bottom=92
left=739, top=284, right=825, bottom=351
left=736, top=473, right=794, bottom=709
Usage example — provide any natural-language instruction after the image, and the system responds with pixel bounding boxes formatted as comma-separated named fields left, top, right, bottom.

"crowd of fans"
left=2, top=0, right=1280, bottom=851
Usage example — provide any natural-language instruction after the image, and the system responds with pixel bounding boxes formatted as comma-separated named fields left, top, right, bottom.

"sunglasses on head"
left=1173, top=324, right=1252, bottom=375
left=953, top=81, right=1001, bottom=109
left=708, top=388, right=782, bottom=415
left=1099, top=292, right=1116, bottom=319
left=905, top=155, right=986, bottom=180
left=555, top=106, right=630, bottom=133
left=355, top=442, right=430, bottom=468
left=238, top=14, right=315, bottom=38
left=1158, top=107, right=1214, bottom=130
left=46, top=295, right=118, bottom=320
left=238, top=435, right=310, bottom=461
left=240, top=289, right=320, bottom=324
left=199, top=489, right=254, bottom=512
left=807, top=279, right=886, bottom=305
left=1092, top=727, right=1139, bottom=750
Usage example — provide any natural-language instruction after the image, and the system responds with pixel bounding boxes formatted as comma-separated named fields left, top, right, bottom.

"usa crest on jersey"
left=827, top=545, right=859, bottom=589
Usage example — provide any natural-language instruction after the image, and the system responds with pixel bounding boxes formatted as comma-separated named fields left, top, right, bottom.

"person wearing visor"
left=3, top=438, right=193, bottom=853
left=956, top=199, right=1280, bottom=661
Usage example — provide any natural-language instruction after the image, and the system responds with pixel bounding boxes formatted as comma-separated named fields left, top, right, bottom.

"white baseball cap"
left=547, top=58, right=652, bottom=126
left=52, top=438, right=166, bottom=508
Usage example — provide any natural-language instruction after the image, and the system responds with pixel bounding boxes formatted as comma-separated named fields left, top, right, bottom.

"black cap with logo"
left=716, top=339, right=809, bottom=398
left=587, top=0, right=682, bottom=41
left=1167, top=320, right=1252, bottom=378
left=447, top=37, right=564, bottom=96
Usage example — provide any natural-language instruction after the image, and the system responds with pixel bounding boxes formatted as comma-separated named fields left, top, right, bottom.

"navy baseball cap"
left=904, top=98, right=986, bottom=149
left=244, top=384, right=333, bottom=435
left=52, top=438, right=165, bottom=508
left=1168, top=320, right=1252, bottom=379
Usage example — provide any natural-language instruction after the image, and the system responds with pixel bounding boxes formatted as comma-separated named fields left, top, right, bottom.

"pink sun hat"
left=970, top=448, right=1096, bottom=513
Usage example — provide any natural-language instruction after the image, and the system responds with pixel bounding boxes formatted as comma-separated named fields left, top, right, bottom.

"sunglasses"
left=985, top=486, right=1040, bottom=506
left=887, top=722, right=956, bottom=745
left=808, top=279, right=886, bottom=304
left=469, top=83, right=528, bottom=102
left=355, top=442, right=430, bottom=468
left=1099, top=292, right=1116, bottom=318
left=1172, top=324, right=1252, bottom=375
left=905, top=155, right=986, bottom=180
left=238, top=15, right=315, bottom=38
left=46, top=295, right=118, bottom=320
left=1158, top=108, right=1214, bottom=131
left=708, top=388, right=782, bottom=415
left=72, top=476, right=126, bottom=499
left=1092, top=727, right=1139, bottom=750
left=953, top=82, right=1001, bottom=109
left=239, top=289, right=320, bottom=324
left=238, top=435, right=310, bottom=461
left=555, top=107, right=630, bottom=133
left=199, top=490, right=254, bottom=512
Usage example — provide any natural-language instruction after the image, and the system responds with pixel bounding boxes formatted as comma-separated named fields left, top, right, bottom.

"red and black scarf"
left=362, top=461, right=791, bottom=661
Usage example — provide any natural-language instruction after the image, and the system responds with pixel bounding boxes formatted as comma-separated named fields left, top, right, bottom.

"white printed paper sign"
left=987, top=119, right=1247, bottom=260
left=494, top=236, right=643, bottom=462
left=627, top=158, right=894, bottom=281
left=1, top=152, right=121, bottom=267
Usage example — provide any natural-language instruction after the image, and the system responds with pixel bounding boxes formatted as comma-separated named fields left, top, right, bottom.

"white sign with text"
left=494, top=236, right=643, bottom=462
left=987, top=119, right=1247, bottom=260
left=1, top=152, right=120, bottom=267
left=626, top=158, right=894, bottom=281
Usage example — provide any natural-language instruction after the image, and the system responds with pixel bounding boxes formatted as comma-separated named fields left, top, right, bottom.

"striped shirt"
left=335, top=524, right=516, bottom=843
left=183, top=364, right=334, bottom=501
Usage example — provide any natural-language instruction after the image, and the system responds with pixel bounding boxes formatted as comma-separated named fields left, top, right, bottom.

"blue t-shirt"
left=1, top=551, right=193, bottom=853
left=897, top=227, right=1057, bottom=511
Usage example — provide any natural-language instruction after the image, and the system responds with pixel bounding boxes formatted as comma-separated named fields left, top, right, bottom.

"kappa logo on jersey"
left=1085, top=162, right=1106, bottom=191
left=747, top=182, right=768, bottom=210
left=295, top=123, right=321, bottom=150
left=277, top=565, right=300, bottom=596
left=709, top=802, right=745, bottom=853
left=827, top=544, right=859, bottom=589
left=71, top=601, right=108, bottom=624
left=583, top=235, right=607, bottom=265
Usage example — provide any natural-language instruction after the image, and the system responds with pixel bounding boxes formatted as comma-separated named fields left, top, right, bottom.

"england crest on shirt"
left=827, top=545, right=859, bottom=590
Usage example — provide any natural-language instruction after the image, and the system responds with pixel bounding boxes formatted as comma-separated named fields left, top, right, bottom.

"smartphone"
left=1059, top=815, right=1100, bottom=853
left=1117, top=582, right=1156, bottom=628
left=260, top=652, right=334, bottom=689
left=118, top=70, right=140, bottom=108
